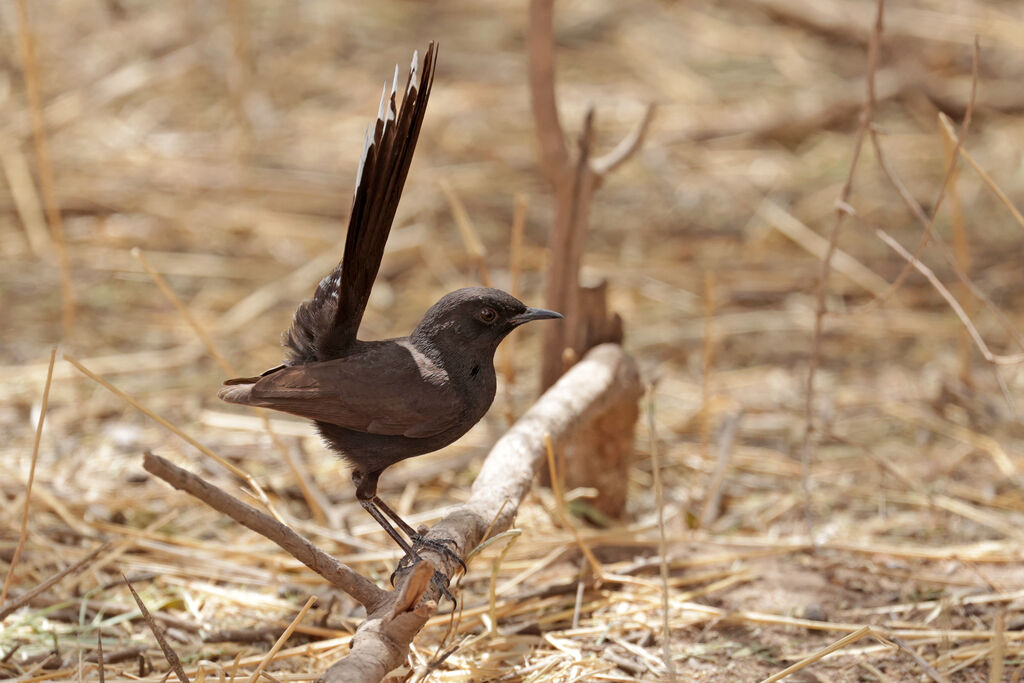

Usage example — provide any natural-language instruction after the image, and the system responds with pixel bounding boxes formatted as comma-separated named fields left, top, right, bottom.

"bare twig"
left=891, top=637, right=950, bottom=683
left=0, top=542, right=112, bottom=621
left=801, top=0, right=885, bottom=543
left=123, top=575, right=190, bottom=683
left=646, top=388, right=676, bottom=682
left=96, top=630, right=104, bottom=683
left=759, top=627, right=892, bottom=683
left=699, top=412, right=742, bottom=528
left=249, top=595, right=318, bottom=683
left=871, top=226, right=1024, bottom=367
left=141, top=452, right=385, bottom=610
left=591, top=102, right=656, bottom=177
left=938, top=114, right=1024, bottom=232
left=862, top=37, right=980, bottom=310
left=0, top=347, right=56, bottom=608
left=499, top=193, right=530, bottom=425
left=65, top=353, right=285, bottom=523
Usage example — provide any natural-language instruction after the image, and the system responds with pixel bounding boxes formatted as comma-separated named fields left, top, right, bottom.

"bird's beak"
left=510, top=307, right=563, bottom=326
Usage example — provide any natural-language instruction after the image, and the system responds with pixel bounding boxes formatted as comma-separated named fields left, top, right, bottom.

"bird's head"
left=411, top=287, right=561, bottom=358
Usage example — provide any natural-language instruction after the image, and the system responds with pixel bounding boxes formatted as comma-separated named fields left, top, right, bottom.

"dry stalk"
left=0, top=347, right=56, bottom=607
left=853, top=40, right=1024, bottom=376
left=499, top=193, right=529, bottom=425
left=14, top=0, right=75, bottom=335
left=65, top=353, right=286, bottom=522
left=699, top=412, right=742, bottom=529
left=891, top=637, right=950, bottom=683
left=95, top=630, right=104, bottom=683
left=440, top=178, right=491, bottom=287
left=800, top=0, right=884, bottom=543
left=0, top=542, right=112, bottom=621
left=132, top=246, right=328, bottom=524
left=938, top=113, right=1024, bottom=232
left=0, top=146, right=51, bottom=257
left=871, top=227, right=1024, bottom=367
left=759, top=626, right=890, bottom=683
left=938, top=115, right=973, bottom=385
left=646, top=388, right=676, bottom=682
left=249, top=595, right=318, bottom=683
left=124, top=574, right=190, bottom=683
left=862, top=38, right=979, bottom=311
left=544, top=435, right=604, bottom=580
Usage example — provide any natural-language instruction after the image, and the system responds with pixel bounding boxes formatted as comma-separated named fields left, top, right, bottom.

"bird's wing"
left=283, top=44, right=437, bottom=364
left=225, top=346, right=462, bottom=439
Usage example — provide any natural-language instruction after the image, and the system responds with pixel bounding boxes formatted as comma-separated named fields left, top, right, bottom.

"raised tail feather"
left=283, top=43, right=437, bottom=364
left=218, top=383, right=255, bottom=405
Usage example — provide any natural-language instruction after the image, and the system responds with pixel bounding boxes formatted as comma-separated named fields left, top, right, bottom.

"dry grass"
left=4, top=0, right=1024, bottom=680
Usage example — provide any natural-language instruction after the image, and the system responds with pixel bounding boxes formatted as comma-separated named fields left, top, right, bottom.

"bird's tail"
left=218, top=383, right=255, bottom=405
left=282, top=44, right=437, bottom=364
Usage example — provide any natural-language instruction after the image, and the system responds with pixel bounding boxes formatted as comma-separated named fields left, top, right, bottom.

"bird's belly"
left=315, top=418, right=477, bottom=473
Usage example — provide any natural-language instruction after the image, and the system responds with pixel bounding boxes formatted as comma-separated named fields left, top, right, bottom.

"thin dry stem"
left=123, top=574, right=190, bottom=683
left=14, top=0, right=75, bottom=335
left=801, top=0, right=885, bottom=543
left=440, top=178, right=491, bottom=287
left=646, top=388, right=676, bottom=682
left=64, top=353, right=285, bottom=522
left=939, top=114, right=973, bottom=385
left=543, top=434, right=604, bottom=580
left=132, top=246, right=328, bottom=524
left=758, top=627, right=889, bottom=683
left=700, top=270, right=716, bottom=462
left=0, top=542, right=112, bottom=621
left=249, top=595, right=318, bottom=683
left=591, top=102, right=657, bottom=177
left=938, top=113, right=1024, bottom=232
left=499, top=192, right=529, bottom=405
left=0, top=346, right=55, bottom=608
left=865, top=37, right=979, bottom=309
left=870, top=225, right=1024, bottom=367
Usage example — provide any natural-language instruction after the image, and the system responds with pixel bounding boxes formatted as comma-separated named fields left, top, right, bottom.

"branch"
left=318, top=343, right=642, bottom=682
left=141, top=452, right=386, bottom=611
left=591, top=102, right=656, bottom=177
left=528, top=0, right=569, bottom=187
left=801, top=0, right=885, bottom=543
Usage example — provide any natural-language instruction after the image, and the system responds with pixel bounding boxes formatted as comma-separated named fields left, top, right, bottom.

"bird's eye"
left=478, top=306, right=497, bottom=324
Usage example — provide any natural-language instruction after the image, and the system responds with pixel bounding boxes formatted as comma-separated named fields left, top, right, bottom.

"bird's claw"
left=389, top=559, right=457, bottom=605
left=411, top=535, right=467, bottom=574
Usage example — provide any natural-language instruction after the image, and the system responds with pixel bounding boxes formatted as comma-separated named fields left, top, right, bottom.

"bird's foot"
left=410, top=535, right=467, bottom=574
left=389, top=556, right=457, bottom=605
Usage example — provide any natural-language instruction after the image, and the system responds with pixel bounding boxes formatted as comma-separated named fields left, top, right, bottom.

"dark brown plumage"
left=218, top=44, right=560, bottom=594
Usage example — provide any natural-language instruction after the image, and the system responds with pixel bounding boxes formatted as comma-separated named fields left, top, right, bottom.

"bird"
left=218, top=43, right=561, bottom=597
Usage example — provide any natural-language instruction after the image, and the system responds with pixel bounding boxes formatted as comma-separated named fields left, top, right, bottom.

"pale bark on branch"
left=319, top=343, right=641, bottom=682
left=143, top=344, right=641, bottom=683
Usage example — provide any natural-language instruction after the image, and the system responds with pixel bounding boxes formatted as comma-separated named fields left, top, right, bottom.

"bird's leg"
left=371, top=495, right=467, bottom=574
left=353, top=470, right=456, bottom=603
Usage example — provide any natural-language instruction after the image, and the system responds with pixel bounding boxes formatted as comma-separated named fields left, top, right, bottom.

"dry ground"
left=3, top=0, right=1024, bottom=681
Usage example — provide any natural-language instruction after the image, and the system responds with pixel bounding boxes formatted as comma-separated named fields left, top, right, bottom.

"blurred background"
left=4, top=0, right=1024, bottom=680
